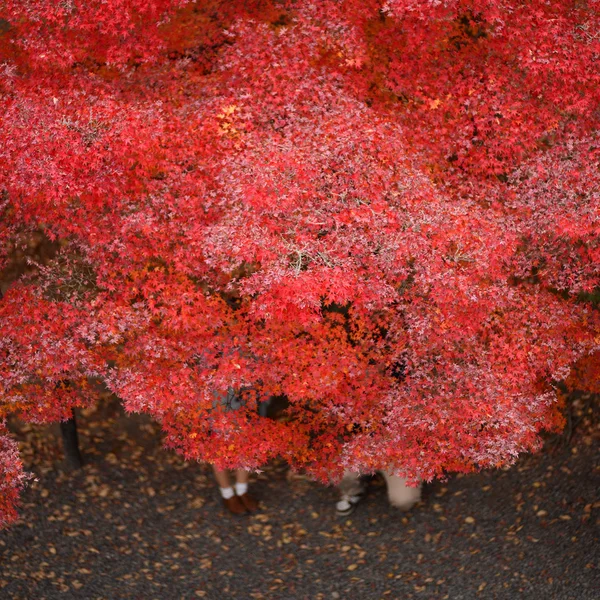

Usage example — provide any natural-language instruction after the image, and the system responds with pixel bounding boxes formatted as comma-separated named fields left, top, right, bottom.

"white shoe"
left=336, top=494, right=363, bottom=516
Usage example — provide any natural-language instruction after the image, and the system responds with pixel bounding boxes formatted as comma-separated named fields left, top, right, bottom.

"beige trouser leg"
left=381, top=472, right=421, bottom=510
left=338, top=470, right=365, bottom=498
left=336, top=470, right=365, bottom=514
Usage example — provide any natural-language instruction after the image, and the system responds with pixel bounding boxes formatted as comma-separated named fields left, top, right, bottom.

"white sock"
left=234, top=482, right=248, bottom=496
left=219, top=486, right=235, bottom=499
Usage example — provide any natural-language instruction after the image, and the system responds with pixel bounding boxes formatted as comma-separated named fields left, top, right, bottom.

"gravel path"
left=1, top=397, right=598, bottom=600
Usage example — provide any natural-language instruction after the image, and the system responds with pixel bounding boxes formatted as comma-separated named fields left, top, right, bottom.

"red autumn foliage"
left=1, top=0, right=598, bottom=525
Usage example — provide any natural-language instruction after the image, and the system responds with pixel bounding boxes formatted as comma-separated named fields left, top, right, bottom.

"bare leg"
left=212, top=466, right=247, bottom=514
left=212, top=465, right=232, bottom=489
left=234, top=469, right=249, bottom=484
left=233, top=469, right=258, bottom=511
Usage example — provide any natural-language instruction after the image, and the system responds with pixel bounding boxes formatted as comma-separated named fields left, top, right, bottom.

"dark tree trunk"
left=60, top=411, right=83, bottom=469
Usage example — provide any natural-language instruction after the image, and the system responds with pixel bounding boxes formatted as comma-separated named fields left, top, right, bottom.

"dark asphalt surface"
left=1, top=397, right=598, bottom=600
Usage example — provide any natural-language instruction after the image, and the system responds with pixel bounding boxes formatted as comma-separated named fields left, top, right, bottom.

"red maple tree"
left=1, top=0, right=598, bottom=527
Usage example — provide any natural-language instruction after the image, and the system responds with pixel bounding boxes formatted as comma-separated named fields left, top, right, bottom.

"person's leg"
left=212, top=466, right=232, bottom=491
left=212, top=465, right=246, bottom=514
left=234, top=469, right=258, bottom=511
left=336, top=470, right=365, bottom=516
left=382, top=472, right=421, bottom=510
left=234, top=469, right=249, bottom=484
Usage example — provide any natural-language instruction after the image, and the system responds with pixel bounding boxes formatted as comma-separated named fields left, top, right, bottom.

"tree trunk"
left=60, top=411, right=83, bottom=469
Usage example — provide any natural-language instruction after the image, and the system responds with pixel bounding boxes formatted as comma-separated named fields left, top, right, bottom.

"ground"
left=1, top=395, right=598, bottom=600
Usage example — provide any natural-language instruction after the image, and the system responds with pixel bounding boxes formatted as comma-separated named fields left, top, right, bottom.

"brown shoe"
left=223, top=495, right=247, bottom=515
left=237, top=493, right=259, bottom=512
